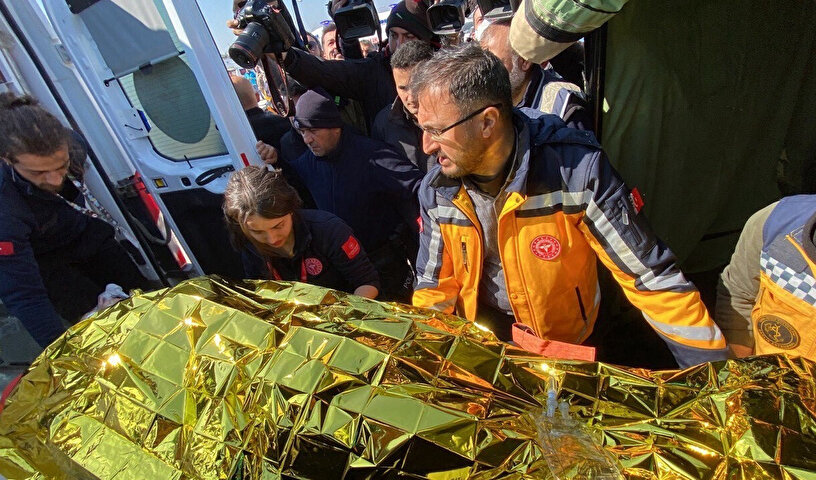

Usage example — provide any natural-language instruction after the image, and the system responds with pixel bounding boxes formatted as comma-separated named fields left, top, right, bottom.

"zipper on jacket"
left=461, top=237, right=469, bottom=272
left=575, top=286, right=587, bottom=323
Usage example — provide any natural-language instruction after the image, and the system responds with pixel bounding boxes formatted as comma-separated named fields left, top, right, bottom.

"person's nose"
left=45, top=171, right=65, bottom=188
left=422, top=131, right=438, bottom=155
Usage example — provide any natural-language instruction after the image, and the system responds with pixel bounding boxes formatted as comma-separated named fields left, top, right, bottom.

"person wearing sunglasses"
left=409, top=44, right=730, bottom=369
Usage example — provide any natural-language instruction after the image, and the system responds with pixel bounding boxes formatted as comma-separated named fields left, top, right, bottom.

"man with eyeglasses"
left=410, top=44, right=730, bottom=368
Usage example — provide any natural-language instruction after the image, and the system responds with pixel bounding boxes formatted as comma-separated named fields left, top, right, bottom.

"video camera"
left=229, top=0, right=298, bottom=69
left=332, top=0, right=380, bottom=41
left=427, top=0, right=471, bottom=36
left=476, top=0, right=520, bottom=22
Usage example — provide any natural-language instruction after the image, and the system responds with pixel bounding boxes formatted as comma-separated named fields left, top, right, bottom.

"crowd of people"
left=1, top=0, right=813, bottom=370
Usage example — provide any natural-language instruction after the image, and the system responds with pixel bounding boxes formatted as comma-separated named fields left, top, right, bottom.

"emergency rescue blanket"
left=0, top=277, right=815, bottom=479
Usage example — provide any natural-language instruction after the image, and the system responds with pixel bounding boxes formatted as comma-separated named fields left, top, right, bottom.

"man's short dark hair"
left=409, top=43, right=512, bottom=116
left=391, top=40, right=434, bottom=70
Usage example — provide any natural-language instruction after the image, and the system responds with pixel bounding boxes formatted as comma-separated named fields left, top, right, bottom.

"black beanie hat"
left=293, top=89, right=342, bottom=129
left=386, top=0, right=434, bottom=42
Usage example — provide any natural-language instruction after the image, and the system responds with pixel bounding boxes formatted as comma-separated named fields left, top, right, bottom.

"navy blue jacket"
left=0, top=162, right=85, bottom=346
left=242, top=209, right=380, bottom=293
left=282, top=128, right=422, bottom=254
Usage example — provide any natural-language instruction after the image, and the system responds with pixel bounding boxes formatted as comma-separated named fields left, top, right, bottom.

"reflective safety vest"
left=752, top=195, right=816, bottom=358
left=413, top=111, right=729, bottom=368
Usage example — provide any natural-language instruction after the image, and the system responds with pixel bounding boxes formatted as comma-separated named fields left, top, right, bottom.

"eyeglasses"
left=416, top=103, right=502, bottom=139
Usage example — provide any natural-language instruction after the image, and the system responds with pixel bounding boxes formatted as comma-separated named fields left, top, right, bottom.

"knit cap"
left=293, top=89, right=342, bottom=129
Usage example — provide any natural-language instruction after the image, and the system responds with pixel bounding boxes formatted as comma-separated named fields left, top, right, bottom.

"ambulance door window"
left=117, top=54, right=228, bottom=162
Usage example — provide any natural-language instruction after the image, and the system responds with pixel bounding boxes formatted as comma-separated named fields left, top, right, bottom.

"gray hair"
left=480, top=19, right=519, bottom=64
left=409, top=43, right=512, bottom=116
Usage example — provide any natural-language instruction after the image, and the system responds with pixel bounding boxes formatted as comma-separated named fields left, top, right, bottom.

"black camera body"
left=333, top=0, right=380, bottom=41
left=476, top=0, right=519, bottom=22
left=428, top=0, right=471, bottom=36
left=229, top=0, right=297, bottom=68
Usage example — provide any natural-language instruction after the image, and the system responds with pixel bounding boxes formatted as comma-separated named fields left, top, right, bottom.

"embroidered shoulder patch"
left=341, top=236, right=361, bottom=259
left=630, top=188, right=644, bottom=214
left=0, top=242, right=14, bottom=256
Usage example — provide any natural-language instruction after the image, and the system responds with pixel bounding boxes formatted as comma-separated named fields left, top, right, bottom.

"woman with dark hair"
left=223, top=166, right=380, bottom=299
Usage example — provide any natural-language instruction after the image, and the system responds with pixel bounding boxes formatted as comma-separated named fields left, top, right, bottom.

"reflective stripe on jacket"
left=413, top=109, right=728, bottom=368
left=752, top=195, right=816, bottom=358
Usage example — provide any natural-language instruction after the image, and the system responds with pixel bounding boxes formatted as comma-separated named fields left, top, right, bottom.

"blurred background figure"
left=321, top=23, right=344, bottom=60
left=359, top=38, right=377, bottom=57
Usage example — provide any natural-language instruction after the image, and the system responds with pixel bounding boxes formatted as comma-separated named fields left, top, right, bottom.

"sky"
left=33, top=1, right=399, bottom=57
left=197, top=1, right=400, bottom=54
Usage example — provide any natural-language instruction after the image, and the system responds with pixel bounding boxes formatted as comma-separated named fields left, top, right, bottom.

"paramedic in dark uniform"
left=278, top=89, right=422, bottom=301
left=0, top=93, right=150, bottom=348
left=223, top=166, right=380, bottom=298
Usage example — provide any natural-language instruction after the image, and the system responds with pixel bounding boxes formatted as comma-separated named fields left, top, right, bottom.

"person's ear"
left=519, top=57, right=533, bottom=73
left=480, top=106, right=501, bottom=138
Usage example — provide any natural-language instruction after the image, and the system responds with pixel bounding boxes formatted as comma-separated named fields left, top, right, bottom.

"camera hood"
left=428, top=0, right=470, bottom=36
left=334, top=0, right=380, bottom=40
left=477, top=0, right=520, bottom=22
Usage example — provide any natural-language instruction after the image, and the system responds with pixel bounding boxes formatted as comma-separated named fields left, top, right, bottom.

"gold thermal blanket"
left=0, top=277, right=814, bottom=479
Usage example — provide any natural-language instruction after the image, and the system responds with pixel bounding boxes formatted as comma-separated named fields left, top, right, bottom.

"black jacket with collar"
left=241, top=209, right=380, bottom=293
left=0, top=162, right=88, bottom=346
left=371, top=97, right=435, bottom=175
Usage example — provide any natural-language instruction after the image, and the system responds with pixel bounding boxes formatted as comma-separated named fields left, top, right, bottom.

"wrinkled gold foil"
left=0, top=277, right=815, bottom=479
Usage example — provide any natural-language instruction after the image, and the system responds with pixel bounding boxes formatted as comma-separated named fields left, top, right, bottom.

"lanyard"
left=61, top=174, right=139, bottom=246
left=266, top=258, right=307, bottom=282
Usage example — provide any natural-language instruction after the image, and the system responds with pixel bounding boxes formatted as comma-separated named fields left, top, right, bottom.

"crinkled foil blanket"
left=1, top=277, right=815, bottom=479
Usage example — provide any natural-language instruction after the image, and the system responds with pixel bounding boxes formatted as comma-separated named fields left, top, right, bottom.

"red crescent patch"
left=0, top=242, right=13, bottom=256
left=341, top=235, right=361, bottom=259
left=304, top=257, right=323, bottom=276
left=531, top=235, right=561, bottom=260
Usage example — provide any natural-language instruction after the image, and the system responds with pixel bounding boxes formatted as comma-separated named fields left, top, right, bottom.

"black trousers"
left=36, top=219, right=151, bottom=324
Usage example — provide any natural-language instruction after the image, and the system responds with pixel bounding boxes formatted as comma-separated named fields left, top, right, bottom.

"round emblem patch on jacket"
left=756, top=315, right=800, bottom=350
left=531, top=235, right=561, bottom=260
left=304, top=258, right=323, bottom=276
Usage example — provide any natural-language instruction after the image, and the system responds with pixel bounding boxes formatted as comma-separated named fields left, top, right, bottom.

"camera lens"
left=228, top=22, right=270, bottom=68
left=439, top=8, right=460, bottom=25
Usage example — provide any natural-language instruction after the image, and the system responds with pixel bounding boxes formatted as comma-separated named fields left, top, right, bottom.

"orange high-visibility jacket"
left=413, top=111, right=728, bottom=368
left=752, top=195, right=816, bottom=358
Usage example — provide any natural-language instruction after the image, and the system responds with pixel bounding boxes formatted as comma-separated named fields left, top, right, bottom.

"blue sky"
left=198, top=1, right=399, bottom=54
left=34, top=1, right=399, bottom=56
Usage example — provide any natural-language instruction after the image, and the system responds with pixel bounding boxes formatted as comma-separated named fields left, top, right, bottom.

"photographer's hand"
left=226, top=18, right=243, bottom=36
